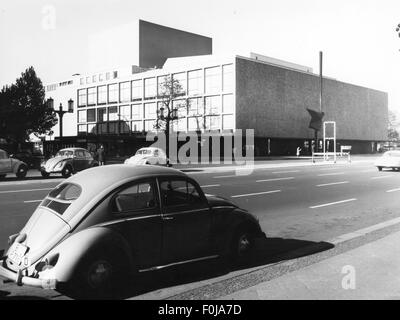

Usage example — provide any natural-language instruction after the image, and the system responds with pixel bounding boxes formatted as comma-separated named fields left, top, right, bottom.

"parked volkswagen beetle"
left=40, top=147, right=98, bottom=178
left=124, top=147, right=169, bottom=166
left=0, top=165, right=264, bottom=299
left=0, top=149, right=28, bottom=179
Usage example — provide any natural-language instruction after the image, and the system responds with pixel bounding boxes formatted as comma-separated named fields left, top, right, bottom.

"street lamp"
left=47, top=98, right=74, bottom=145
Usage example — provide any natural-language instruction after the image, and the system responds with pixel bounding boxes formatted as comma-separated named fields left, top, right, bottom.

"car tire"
left=61, top=165, right=73, bottom=178
left=378, top=166, right=382, bottom=171
left=61, top=250, right=128, bottom=299
left=16, top=164, right=27, bottom=179
left=229, top=227, right=254, bottom=265
left=41, top=171, right=50, bottom=178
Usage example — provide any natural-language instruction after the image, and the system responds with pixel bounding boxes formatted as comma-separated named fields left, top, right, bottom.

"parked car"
left=40, top=147, right=98, bottom=178
left=374, top=150, right=400, bottom=171
left=124, top=147, right=169, bottom=166
left=11, top=150, right=44, bottom=169
left=0, top=165, right=264, bottom=299
left=0, top=149, right=28, bottom=179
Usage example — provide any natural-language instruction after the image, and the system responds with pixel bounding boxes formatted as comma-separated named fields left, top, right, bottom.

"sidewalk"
left=219, top=230, right=400, bottom=300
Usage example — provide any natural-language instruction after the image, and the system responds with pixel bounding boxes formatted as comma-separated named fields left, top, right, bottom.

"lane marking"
left=317, top=167, right=344, bottom=171
left=317, top=172, right=345, bottom=176
left=360, top=169, right=378, bottom=173
left=213, top=175, right=238, bottom=179
left=271, top=170, right=300, bottom=174
left=316, top=181, right=349, bottom=187
left=310, top=198, right=357, bottom=209
left=386, top=188, right=400, bottom=193
left=231, top=190, right=281, bottom=198
left=23, top=200, right=42, bottom=203
left=200, top=184, right=221, bottom=188
left=0, top=188, right=52, bottom=194
left=370, top=175, right=393, bottom=180
left=256, top=177, right=295, bottom=182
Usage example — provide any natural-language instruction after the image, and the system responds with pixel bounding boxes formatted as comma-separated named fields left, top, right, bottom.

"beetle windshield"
left=40, top=183, right=82, bottom=215
left=135, top=149, right=152, bottom=155
left=56, top=150, right=74, bottom=157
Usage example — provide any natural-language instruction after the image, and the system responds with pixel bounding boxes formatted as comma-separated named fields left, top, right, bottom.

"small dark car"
left=0, top=165, right=265, bottom=299
left=40, top=147, right=98, bottom=178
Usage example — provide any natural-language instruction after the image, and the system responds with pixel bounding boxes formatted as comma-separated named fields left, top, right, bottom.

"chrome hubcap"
left=88, top=260, right=112, bottom=288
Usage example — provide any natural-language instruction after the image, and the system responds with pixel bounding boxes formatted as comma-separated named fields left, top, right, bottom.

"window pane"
left=108, top=106, right=118, bottom=121
left=144, top=102, right=156, bottom=118
left=78, top=89, right=86, bottom=107
left=88, top=123, right=96, bottom=134
left=97, top=107, right=107, bottom=122
left=222, top=114, right=234, bottom=130
left=172, top=72, right=187, bottom=95
left=87, top=109, right=96, bottom=122
left=160, top=180, right=201, bottom=207
left=222, top=94, right=234, bottom=113
left=87, top=87, right=96, bottom=105
left=78, top=110, right=86, bottom=123
left=114, top=182, right=155, bottom=213
left=205, top=96, right=221, bottom=114
left=119, top=105, right=130, bottom=120
left=188, top=117, right=203, bottom=131
left=120, top=82, right=131, bottom=102
left=108, top=84, right=118, bottom=103
left=144, top=78, right=156, bottom=98
left=205, top=115, right=220, bottom=130
left=222, top=64, right=233, bottom=92
left=205, top=66, right=221, bottom=94
left=78, top=124, right=87, bottom=134
left=97, top=85, right=107, bottom=104
left=131, top=79, right=142, bottom=100
left=144, top=120, right=155, bottom=132
left=188, top=69, right=202, bottom=96
left=132, top=104, right=143, bottom=120
left=188, top=97, right=203, bottom=116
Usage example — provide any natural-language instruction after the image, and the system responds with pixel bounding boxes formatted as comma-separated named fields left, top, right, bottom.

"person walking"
left=296, top=146, right=302, bottom=157
left=97, top=145, right=106, bottom=166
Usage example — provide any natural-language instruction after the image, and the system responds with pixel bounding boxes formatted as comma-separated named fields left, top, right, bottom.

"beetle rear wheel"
left=230, top=227, right=254, bottom=265
left=16, top=164, right=27, bottom=179
left=61, top=166, right=72, bottom=178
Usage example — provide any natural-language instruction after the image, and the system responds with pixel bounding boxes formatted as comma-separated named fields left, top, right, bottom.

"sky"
left=1, top=0, right=400, bottom=115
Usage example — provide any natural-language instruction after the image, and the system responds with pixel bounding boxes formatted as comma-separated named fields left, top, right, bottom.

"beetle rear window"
left=48, top=183, right=82, bottom=200
left=41, top=183, right=82, bottom=215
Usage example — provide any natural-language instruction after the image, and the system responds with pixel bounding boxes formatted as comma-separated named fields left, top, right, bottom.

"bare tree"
left=154, top=75, right=187, bottom=159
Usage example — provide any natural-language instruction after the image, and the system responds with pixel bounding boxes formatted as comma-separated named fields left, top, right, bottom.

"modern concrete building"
left=44, top=20, right=388, bottom=157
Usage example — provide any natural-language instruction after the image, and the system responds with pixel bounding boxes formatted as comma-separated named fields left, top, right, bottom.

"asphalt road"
left=2, top=157, right=400, bottom=299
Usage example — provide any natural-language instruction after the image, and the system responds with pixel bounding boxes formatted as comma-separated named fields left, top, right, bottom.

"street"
left=2, top=156, right=400, bottom=299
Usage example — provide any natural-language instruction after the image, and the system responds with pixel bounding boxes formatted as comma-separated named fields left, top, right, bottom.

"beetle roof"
left=67, top=164, right=186, bottom=190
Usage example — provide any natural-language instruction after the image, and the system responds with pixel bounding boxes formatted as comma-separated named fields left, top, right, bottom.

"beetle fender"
left=39, top=226, right=134, bottom=283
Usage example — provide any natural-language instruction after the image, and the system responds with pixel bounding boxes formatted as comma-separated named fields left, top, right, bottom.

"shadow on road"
left=95, top=237, right=334, bottom=300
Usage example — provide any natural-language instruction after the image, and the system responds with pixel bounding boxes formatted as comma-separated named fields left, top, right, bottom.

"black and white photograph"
left=1, top=0, right=400, bottom=306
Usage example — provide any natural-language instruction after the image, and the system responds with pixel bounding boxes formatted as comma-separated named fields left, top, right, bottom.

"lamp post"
left=47, top=98, right=74, bottom=146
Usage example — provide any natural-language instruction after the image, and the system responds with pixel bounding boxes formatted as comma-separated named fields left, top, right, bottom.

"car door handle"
left=163, top=216, right=174, bottom=221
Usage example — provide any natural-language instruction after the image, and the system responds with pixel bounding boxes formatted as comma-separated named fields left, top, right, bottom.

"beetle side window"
left=113, top=181, right=156, bottom=213
left=160, top=179, right=202, bottom=208
left=75, top=150, right=85, bottom=158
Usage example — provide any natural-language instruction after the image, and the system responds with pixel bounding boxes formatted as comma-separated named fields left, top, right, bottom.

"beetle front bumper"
left=0, top=259, right=57, bottom=289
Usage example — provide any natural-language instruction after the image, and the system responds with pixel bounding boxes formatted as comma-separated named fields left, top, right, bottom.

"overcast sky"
left=1, top=0, right=399, bottom=114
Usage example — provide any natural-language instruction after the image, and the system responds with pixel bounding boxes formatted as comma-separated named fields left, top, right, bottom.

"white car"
left=375, top=150, right=400, bottom=171
left=124, top=147, right=169, bottom=166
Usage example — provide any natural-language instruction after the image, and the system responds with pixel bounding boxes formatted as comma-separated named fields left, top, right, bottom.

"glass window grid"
left=222, top=64, right=233, bottom=93
left=78, top=89, right=87, bottom=107
left=108, top=84, right=118, bottom=103
left=205, top=66, right=221, bottom=94
left=120, top=82, right=131, bottom=103
left=97, top=85, right=107, bottom=104
left=131, top=79, right=143, bottom=101
left=144, top=78, right=156, bottom=99
left=87, top=87, right=96, bottom=106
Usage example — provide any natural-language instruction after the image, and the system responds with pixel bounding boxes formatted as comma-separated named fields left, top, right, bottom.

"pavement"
left=219, top=228, right=400, bottom=300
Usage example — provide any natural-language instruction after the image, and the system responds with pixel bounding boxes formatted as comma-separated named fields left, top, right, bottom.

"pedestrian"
left=97, top=145, right=106, bottom=166
left=296, top=146, right=302, bottom=157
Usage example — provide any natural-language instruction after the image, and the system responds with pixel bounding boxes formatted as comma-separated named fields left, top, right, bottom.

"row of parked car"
left=0, top=146, right=169, bottom=179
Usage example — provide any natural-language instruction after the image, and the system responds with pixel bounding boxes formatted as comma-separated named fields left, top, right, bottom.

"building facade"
left=44, top=20, right=388, bottom=157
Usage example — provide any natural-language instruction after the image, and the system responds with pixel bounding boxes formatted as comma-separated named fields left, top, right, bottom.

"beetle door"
left=109, top=179, right=162, bottom=268
left=159, top=178, right=212, bottom=263
left=0, top=150, right=11, bottom=174
left=72, top=150, right=86, bottom=171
